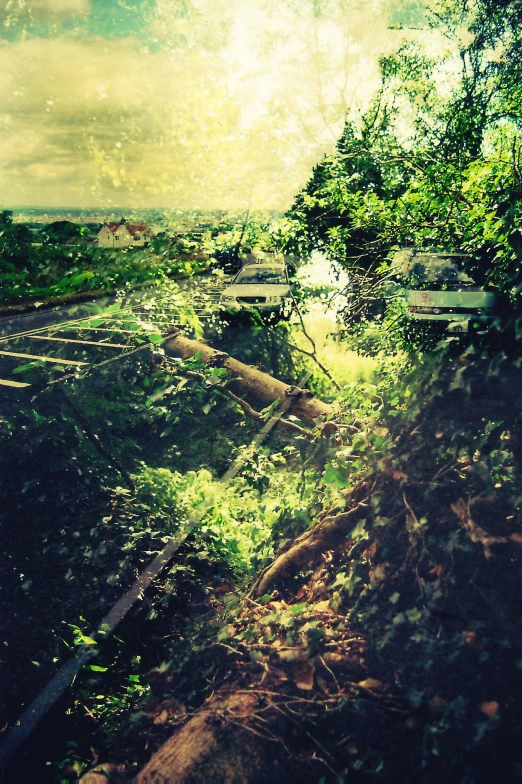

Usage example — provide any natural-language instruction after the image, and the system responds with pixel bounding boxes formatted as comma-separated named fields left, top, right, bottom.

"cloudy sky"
left=0, top=0, right=429, bottom=210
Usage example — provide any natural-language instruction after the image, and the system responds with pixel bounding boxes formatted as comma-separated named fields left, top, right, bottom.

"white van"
left=391, top=250, right=498, bottom=334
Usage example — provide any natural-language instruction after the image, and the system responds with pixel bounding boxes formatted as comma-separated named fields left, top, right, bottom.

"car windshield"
left=409, top=257, right=474, bottom=285
left=234, top=268, right=286, bottom=284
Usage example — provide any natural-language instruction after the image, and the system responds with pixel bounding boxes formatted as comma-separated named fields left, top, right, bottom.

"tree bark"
left=136, top=691, right=271, bottom=782
left=163, top=333, right=335, bottom=427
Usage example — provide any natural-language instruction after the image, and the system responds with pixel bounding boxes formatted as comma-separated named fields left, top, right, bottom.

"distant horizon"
left=4, top=206, right=284, bottom=218
left=4, top=205, right=282, bottom=213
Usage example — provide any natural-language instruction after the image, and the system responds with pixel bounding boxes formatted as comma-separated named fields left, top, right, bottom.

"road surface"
left=0, top=273, right=232, bottom=394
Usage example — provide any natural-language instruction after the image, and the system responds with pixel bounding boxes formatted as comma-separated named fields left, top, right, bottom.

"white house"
left=97, top=218, right=152, bottom=248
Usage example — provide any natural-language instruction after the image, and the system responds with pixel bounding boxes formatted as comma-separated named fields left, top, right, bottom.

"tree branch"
left=220, top=388, right=314, bottom=439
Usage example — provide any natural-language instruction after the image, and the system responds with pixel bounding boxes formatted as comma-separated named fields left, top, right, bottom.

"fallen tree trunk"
left=136, top=691, right=271, bottom=783
left=163, top=332, right=335, bottom=426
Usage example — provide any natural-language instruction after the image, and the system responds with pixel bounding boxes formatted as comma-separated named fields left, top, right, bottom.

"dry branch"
left=451, top=499, right=522, bottom=558
left=184, top=366, right=314, bottom=437
left=219, top=388, right=314, bottom=438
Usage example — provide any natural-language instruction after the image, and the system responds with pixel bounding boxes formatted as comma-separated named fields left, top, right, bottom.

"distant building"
left=97, top=218, right=152, bottom=248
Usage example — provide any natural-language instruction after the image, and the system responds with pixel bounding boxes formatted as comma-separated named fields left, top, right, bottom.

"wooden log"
left=163, top=333, right=335, bottom=426
left=136, top=692, right=270, bottom=783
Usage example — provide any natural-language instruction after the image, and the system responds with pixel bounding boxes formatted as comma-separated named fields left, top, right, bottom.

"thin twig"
left=318, top=655, right=342, bottom=694
left=266, top=321, right=341, bottom=391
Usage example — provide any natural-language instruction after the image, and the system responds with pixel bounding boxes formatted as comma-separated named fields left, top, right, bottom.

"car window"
left=234, top=268, right=287, bottom=284
left=408, top=257, right=474, bottom=285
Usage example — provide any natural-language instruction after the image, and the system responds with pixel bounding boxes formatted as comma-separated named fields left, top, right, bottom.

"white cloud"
left=1, top=0, right=441, bottom=208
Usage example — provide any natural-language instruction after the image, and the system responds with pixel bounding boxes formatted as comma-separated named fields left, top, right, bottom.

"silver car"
left=219, top=263, right=292, bottom=316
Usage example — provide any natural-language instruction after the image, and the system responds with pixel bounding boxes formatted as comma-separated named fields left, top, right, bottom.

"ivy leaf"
left=322, top=464, right=349, bottom=489
left=148, top=333, right=163, bottom=344
left=77, top=635, right=97, bottom=646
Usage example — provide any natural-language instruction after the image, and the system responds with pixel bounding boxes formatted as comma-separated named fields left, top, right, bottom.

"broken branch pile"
left=129, top=356, right=522, bottom=781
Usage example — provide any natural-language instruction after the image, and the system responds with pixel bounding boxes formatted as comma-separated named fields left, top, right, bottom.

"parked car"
left=389, top=249, right=498, bottom=334
left=219, top=262, right=293, bottom=317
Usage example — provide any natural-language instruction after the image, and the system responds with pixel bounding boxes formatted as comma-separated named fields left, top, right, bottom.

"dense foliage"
left=3, top=1, right=522, bottom=781
left=0, top=306, right=339, bottom=778
left=0, top=210, right=206, bottom=306
left=286, top=0, right=522, bottom=340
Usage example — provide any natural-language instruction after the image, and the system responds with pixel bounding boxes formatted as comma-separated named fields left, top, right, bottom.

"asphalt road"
left=0, top=273, right=232, bottom=394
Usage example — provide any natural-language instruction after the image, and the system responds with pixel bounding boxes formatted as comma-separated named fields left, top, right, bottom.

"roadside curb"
left=0, top=262, right=212, bottom=317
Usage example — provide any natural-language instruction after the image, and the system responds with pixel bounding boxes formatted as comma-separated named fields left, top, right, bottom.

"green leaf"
left=348, top=519, right=367, bottom=541
left=406, top=607, right=423, bottom=623
left=79, top=635, right=97, bottom=645
left=322, top=464, right=349, bottom=489
left=69, top=271, right=94, bottom=286
left=332, top=571, right=348, bottom=588
left=217, top=625, right=235, bottom=641
left=12, top=361, right=45, bottom=374
left=290, top=602, right=308, bottom=615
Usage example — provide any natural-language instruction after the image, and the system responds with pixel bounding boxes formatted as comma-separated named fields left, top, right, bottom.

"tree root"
left=251, top=495, right=370, bottom=599
left=134, top=680, right=373, bottom=782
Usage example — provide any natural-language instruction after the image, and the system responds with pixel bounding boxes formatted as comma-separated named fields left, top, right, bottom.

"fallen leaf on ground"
left=480, top=700, right=499, bottom=718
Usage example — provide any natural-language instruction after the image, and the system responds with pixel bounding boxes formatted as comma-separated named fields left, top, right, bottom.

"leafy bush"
left=286, top=2, right=522, bottom=345
left=0, top=210, right=209, bottom=305
left=131, top=465, right=278, bottom=575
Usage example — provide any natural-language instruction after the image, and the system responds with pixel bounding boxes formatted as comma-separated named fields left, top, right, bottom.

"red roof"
left=126, top=222, right=151, bottom=237
left=103, top=221, right=151, bottom=237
